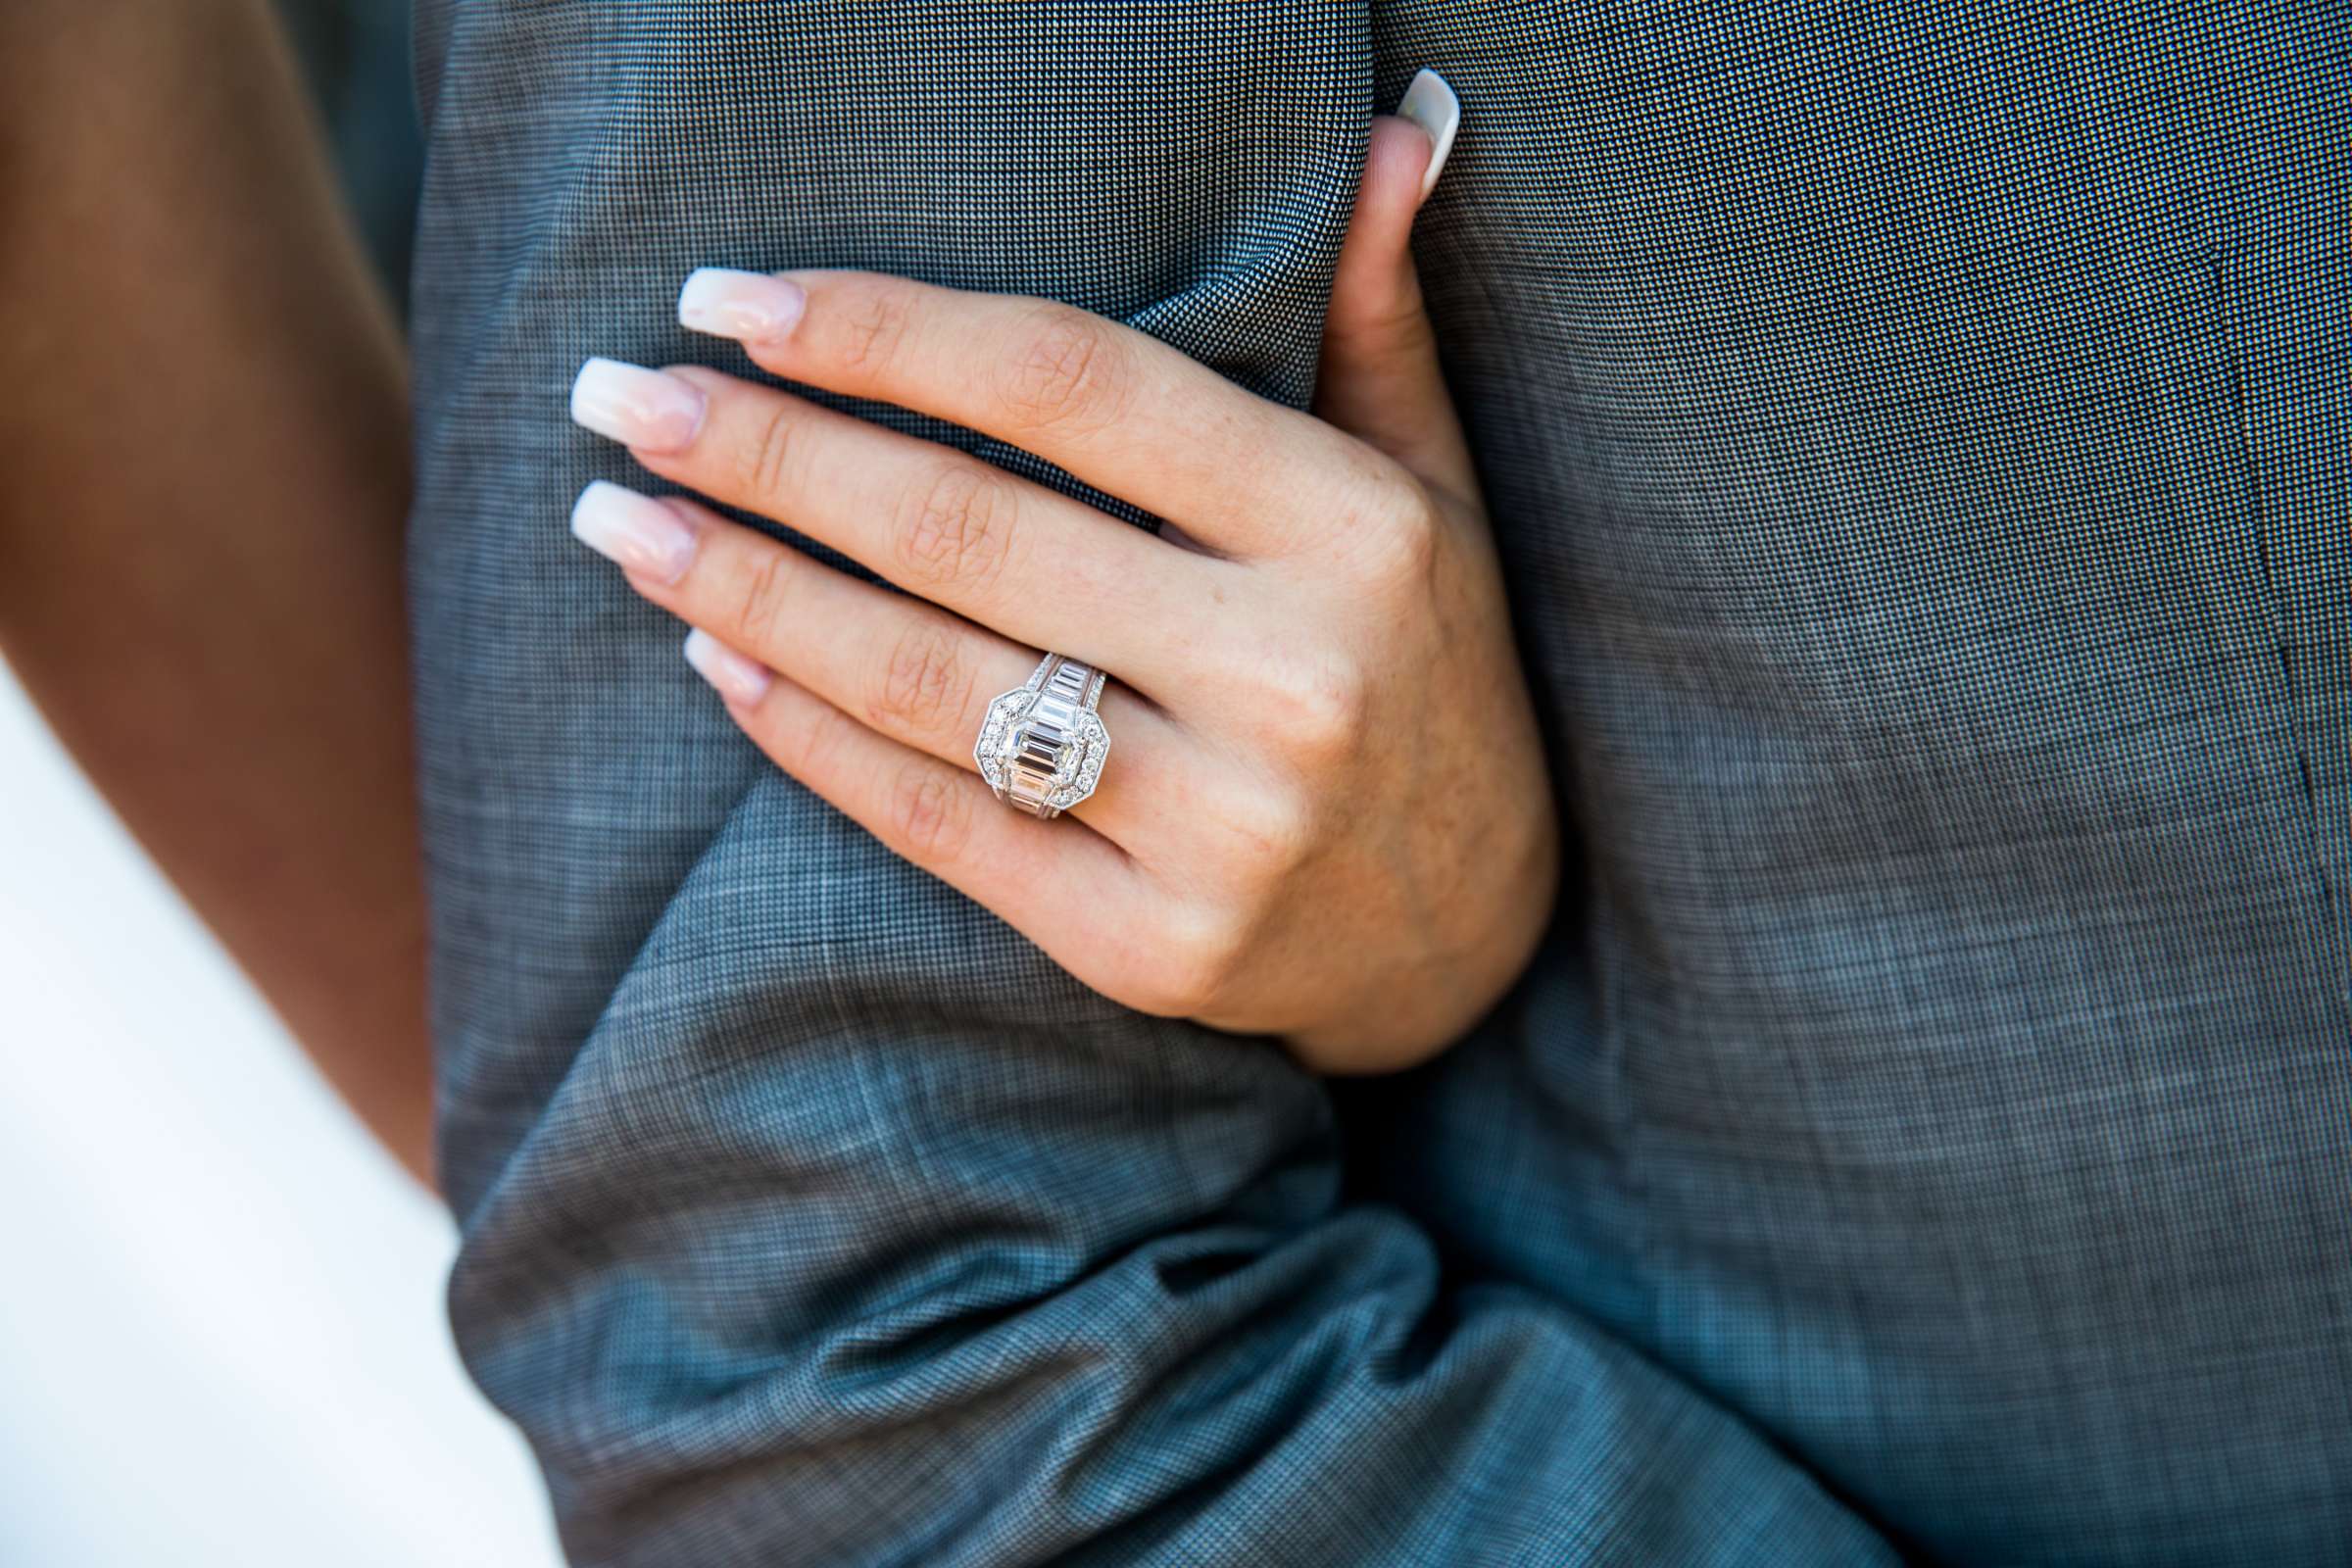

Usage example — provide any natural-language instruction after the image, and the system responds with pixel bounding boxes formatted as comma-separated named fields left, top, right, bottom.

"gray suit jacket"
left=406, top=3, right=2351, bottom=1562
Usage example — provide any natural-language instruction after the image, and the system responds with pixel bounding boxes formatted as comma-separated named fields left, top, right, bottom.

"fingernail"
left=684, top=629, right=772, bottom=707
left=569, top=358, right=706, bottom=452
left=569, top=481, right=699, bottom=583
left=678, top=269, right=808, bottom=345
left=1396, top=69, right=1461, bottom=199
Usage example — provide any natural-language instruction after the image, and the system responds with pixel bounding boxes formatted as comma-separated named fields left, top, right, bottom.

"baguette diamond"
left=975, top=653, right=1110, bottom=819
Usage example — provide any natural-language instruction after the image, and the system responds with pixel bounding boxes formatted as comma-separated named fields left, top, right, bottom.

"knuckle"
left=1227, top=786, right=1318, bottom=873
left=727, top=549, right=796, bottom=653
left=1333, top=284, right=1440, bottom=368
left=998, top=307, right=1128, bottom=434
left=897, top=465, right=1015, bottom=592
left=736, top=402, right=804, bottom=507
left=787, top=703, right=857, bottom=780
left=1260, top=654, right=1370, bottom=763
left=832, top=284, right=912, bottom=378
left=1141, top=905, right=1251, bottom=1017
left=1354, top=492, right=1440, bottom=590
left=871, top=618, right=975, bottom=740
left=888, top=759, right=974, bottom=862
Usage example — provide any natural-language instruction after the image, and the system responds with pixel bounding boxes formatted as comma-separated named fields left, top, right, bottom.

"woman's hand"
left=564, top=80, right=1556, bottom=1072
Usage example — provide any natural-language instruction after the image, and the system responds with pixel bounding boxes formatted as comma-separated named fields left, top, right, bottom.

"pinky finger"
left=683, top=628, right=1147, bottom=971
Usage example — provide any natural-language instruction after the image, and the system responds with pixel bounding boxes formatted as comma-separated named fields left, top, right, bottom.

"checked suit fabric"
left=406, top=3, right=2351, bottom=1562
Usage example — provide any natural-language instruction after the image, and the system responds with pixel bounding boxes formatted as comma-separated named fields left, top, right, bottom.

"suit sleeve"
left=414, top=4, right=1897, bottom=1562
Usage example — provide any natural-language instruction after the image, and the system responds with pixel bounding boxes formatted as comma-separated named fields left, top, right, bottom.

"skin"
left=0, top=1, right=431, bottom=1183
left=2, top=1, right=1543, bottom=1200
left=573, top=118, right=1560, bottom=1072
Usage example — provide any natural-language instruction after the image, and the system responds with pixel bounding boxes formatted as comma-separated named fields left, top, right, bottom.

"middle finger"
left=568, top=357, right=1228, bottom=695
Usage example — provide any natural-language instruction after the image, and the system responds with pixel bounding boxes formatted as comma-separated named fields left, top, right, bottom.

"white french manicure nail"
left=570, top=481, right=699, bottom=583
left=1396, top=69, right=1461, bottom=199
left=684, top=629, right=773, bottom=707
left=569, top=358, right=707, bottom=452
left=678, top=269, right=808, bottom=345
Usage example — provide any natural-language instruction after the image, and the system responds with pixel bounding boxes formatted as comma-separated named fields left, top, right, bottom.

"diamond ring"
left=974, top=653, right=1110, bottom=819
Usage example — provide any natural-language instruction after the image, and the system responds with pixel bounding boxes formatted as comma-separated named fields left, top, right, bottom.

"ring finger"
left=570, top=481, right=1180, bottom=844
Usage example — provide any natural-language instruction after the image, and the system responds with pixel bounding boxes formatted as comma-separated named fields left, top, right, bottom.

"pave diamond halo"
left=975, top=653, right=1111, bottom=819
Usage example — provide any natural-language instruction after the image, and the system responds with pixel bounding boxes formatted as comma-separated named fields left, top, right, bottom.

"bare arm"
left=0, top=0, right=430, bottom=1184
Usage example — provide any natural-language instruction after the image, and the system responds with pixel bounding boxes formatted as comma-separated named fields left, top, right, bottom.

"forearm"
left=0, top=1, right=430, bottom=1183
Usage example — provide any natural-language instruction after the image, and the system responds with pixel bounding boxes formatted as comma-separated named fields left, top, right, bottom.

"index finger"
left=674, top=267, right=1388, bottom=555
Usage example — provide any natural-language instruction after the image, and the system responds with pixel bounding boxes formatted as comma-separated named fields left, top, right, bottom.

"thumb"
left=1312, top=70, right=1476, bottom=498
